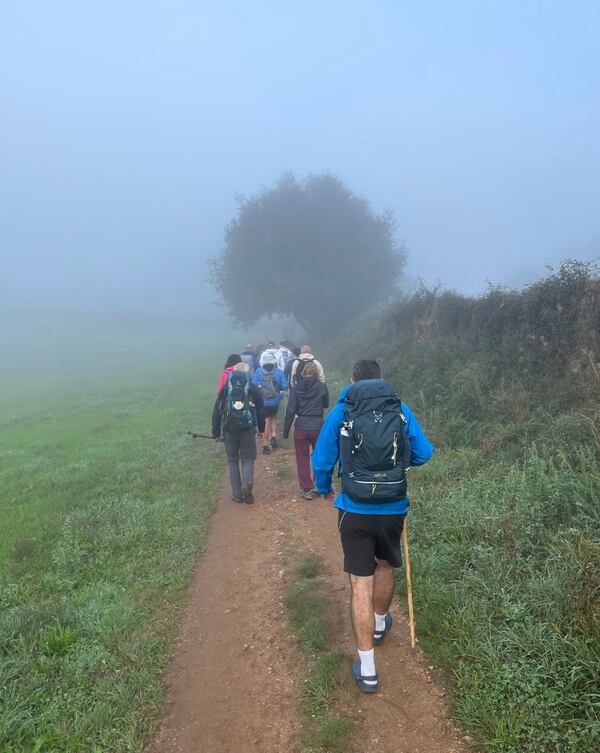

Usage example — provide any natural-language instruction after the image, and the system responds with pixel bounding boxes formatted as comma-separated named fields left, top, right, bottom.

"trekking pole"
left=186, top=431, right=215, bottom=440
left=402, top=520, right=416, bottom=651
left=186, top=431, right=223, bottom=456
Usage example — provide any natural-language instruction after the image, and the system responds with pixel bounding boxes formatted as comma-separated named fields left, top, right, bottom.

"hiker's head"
left=261, top=351, right=277, bottom=371
left=267, top=341, right=276, bottom=348
left=292, top=347, right=301, bottom=357
left=301, top=345, right=312, bottom=355
left=244, top=343, right=254, bottom=353
left=224, top=353, right=242, bottom=369
left=302, top=362, right=319, bottom=379
left=352, top=359, right=381, bottom=383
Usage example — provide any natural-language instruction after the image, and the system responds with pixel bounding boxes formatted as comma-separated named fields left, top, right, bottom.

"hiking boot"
left=351, top=660, right=379, bottom=693
left=241, top=485, right=254, bottom=505
left=270, top=437, right=278, bottom=450
left=231, top=496, right=244, bottom=504
left=373, top=612, right=393, bottom=645
left=263, top=445, right=271, bottom=455
left=301, top=489, right=313, bottom=500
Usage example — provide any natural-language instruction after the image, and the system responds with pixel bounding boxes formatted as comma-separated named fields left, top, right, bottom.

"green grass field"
left=0, top=314, right=231, bottom=752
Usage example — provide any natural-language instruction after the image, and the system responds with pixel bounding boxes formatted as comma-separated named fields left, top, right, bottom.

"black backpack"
left=293, top=358, right=310, bottom=387
left=223, top=371, right=256, bottom=432
left=340, top=380, right=411, bottom=503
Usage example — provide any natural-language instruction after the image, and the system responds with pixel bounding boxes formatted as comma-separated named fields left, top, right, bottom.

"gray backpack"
left=260, top=370, right=279, bottom=400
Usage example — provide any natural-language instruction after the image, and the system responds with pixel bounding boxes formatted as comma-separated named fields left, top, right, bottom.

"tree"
left=209, top=172, right=405, bottom=342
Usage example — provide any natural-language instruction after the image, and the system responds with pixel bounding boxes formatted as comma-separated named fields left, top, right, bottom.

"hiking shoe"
left=301, top=489, right=314, bottom=500
left=231, top=496, right=244, bottom=504
left=263, top=446, right=271, bottom=455
left=351, top=660, right=379, bottom=693
left=373, top=613, right=393, bottom=645
left=270, top=437, right=278, bottom=450
left=241, top=485, right=254, bottom=505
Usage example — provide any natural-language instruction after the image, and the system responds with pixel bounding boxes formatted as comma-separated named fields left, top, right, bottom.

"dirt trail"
left=149, top=447, right=467, bottom=753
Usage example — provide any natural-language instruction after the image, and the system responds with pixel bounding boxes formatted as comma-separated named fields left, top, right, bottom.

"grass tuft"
left=299, top=552, right=321, bottom=579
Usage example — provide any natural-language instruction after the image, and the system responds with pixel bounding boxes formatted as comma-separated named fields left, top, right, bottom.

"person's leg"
left=338, top=511, right=379, bottom=689
left=307, top=428, right=320, bottom=487
left=270, top=407, right=279, bottom=448
left=294, top=428, right=313, bottom=491
left=263, top=415, right=273, bottom=451
left=223, top=432, right=242, bottom=500
left=239, top=429, right=257, bottom=501
left=349, top=574, right=375, bottom=650
left=373, top=560, right=395, bottom=622
left=372, top=515, right=406, bottom=639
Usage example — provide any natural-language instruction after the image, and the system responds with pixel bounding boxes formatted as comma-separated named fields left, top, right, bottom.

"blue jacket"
left=241, top=350, right=260, bottom=371
left=311, top=380, right=434, bottom=515
left=252, top=367, right=289, bottom=407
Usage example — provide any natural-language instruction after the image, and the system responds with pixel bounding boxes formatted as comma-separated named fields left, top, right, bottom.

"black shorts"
left=338, top=510, right=406, bottom=576
left=264, top=405, right=279, bottom=418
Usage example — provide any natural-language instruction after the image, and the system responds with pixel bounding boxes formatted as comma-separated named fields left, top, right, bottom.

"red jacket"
left=216, top=367, right=235, bottom=394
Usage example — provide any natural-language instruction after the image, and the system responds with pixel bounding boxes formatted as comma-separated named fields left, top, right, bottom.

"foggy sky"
left=1, top=1, right=599, bottom=318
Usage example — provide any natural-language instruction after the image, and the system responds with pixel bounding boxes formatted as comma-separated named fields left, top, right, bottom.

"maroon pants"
left=294, top=427, right=322, bottom=490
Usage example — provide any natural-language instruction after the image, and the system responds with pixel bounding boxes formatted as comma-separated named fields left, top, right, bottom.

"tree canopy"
left=209, top=173, right=405, bottom=342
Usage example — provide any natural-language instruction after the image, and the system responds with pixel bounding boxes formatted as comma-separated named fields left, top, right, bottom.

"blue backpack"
left=223, top=372, right=256, bottom=432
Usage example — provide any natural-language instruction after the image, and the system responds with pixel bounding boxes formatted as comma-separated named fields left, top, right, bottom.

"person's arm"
left=311, top=403, right=344, bottom=494
left=316, top=359, right=325, bottom=383
left=322, top=383, right=330, bottom=410
left=212, top=392, right=224, bottom=438
left=216, top=370, right=226, bottom=395
left=402, top=403, right=435, bottom=465
left=252, top=385, right=266, bottom=434
left=282, top=388, right=297, bottom=439
left=252, top=368, right=261, bottom=386
left=279, top=368, right=289, bottom=391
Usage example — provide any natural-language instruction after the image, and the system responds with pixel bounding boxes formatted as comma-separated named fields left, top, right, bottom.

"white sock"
left=375, top=612, right=388, bottom=632
left=358, top=649, right=377, bottom=680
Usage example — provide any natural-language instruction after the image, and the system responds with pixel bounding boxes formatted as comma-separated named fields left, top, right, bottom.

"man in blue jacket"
left=312, top=359, right=434, bottom=693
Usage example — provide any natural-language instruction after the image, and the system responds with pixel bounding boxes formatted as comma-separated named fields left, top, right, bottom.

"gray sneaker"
left=301, top=489, right=314, bottom=500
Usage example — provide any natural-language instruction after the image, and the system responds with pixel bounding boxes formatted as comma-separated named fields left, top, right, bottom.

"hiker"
left=275, top=340, right=293, bottom=371
left=285, top=346, right=301, bottom=382
left=311, top=359, right=433, bottom=693
left=216, top=353, right=243, bottom=395
left=212, top=363, right=265, bottom=504
left=282, top=361, right=329, bottom=499
left=241, top=344, right=260, bottom=377
left=252, top=351, right=288, bottom=454
left=290, top=345, right=325, bottom=387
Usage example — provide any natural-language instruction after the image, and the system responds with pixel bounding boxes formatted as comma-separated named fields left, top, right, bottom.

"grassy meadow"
left=0, top=312, right=232, bottom=752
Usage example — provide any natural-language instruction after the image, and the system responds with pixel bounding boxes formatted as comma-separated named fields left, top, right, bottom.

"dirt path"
left=149, top=447, right=467, bottom=753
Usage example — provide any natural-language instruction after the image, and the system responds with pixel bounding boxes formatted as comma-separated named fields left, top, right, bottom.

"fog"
left=1, top=1, right=599, bottom=325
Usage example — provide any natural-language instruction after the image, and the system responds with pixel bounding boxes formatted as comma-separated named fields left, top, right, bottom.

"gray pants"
left=224, top=429, right=257, bottom=499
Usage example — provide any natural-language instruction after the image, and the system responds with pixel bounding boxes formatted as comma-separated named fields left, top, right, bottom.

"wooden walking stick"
left=402, top=519, right=416, bottom=650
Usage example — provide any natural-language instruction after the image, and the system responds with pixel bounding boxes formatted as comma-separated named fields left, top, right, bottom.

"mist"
left=1, top=1, right=599, bottom=326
